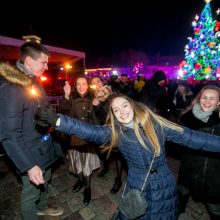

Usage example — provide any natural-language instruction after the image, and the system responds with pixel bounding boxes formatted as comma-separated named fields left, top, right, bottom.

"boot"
left=83, top=188, right=91, bottom=205
left=72, top=179, right=83, bottom=193
left=111, top=178, right=122, bottom=194
left=98, top=155, right=109, bottom=177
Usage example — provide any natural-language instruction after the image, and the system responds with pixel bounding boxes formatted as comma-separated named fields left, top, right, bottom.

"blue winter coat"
left=57, top=115, right=220, bottom=220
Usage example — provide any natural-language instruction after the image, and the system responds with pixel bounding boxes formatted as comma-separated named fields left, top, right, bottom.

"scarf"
left=16, top=60, right=35, bottom=78
left=192, top=102, right=213, bottom=123
left=124, top=121, right=134, bottom=129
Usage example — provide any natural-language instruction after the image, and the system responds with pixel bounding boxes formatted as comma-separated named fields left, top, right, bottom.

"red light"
left=40, top=76, right=47, bottom=82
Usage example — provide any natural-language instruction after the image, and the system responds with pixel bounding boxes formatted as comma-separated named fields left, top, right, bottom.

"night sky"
left=1, top=0, right=220, bottom=64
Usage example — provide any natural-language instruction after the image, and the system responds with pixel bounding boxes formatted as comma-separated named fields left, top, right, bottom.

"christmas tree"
left=179, top=0, right=220, bottom=80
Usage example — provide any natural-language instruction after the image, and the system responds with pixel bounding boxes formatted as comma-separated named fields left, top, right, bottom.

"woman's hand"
left=93, top=98, right=100, bottom=106
left=63, top=81, right=71, bottom=100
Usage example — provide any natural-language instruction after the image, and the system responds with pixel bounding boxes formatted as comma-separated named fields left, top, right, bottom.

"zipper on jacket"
left=200, top=157, right=208, bottom=195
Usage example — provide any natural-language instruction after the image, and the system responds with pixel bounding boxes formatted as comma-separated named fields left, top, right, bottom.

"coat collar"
left=0, top=62, right=32, bottom=87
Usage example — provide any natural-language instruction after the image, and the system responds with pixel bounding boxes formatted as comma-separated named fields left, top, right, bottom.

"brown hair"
left=19, top=41, right=50, bottom=64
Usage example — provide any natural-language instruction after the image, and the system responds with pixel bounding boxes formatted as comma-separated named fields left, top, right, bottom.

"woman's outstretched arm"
left=57, top=114, right=111, bottom=145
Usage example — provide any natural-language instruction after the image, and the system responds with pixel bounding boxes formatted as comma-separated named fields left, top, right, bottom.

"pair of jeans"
left=21, top=168, right=51, bottom=220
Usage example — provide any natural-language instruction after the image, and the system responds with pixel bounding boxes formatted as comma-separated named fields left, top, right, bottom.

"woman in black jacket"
left=59, top=77, right=100, bottom=205
left=178, top=85, right=220, bottom=220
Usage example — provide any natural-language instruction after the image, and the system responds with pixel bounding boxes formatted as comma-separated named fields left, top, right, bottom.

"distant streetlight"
left=65, top=64, right=72, bottom=80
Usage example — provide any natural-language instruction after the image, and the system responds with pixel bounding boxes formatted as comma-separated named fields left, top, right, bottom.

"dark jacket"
left=0, top=63, right=62, bottom=174
left=56, top=114, right=220, bottom=220
left=178, top=110, right=220, bottom=203
left=59, top=91, right=99, bottom=146
left=139, top=71, right=167, bottom=110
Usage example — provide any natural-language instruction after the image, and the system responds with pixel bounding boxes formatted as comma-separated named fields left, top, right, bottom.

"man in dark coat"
left=0, top=42, right=64, bottom=220
left=139, top=70, right=168, bottom=112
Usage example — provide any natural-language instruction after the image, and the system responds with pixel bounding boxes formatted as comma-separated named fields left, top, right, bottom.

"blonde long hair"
left=102, top=95, right=184, bottom=157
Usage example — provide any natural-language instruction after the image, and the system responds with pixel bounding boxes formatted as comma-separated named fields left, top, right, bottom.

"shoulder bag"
left=118, top=153, right=155, bottom=219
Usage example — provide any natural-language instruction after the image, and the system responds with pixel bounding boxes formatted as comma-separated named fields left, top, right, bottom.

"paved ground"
left=0, top=146, right=210, bottom=220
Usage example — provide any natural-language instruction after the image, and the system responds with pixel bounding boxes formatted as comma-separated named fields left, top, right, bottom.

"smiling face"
left=111, top=97, right=134, bottom=124
left=199, top=89, right=220, bottom=112
left=76, top=77, right=89, bottom=96
left=90, top=77, right=104, bottom=92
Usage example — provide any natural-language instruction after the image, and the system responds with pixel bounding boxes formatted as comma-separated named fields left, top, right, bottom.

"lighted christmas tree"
left=179, top=0, right=220, bottom=80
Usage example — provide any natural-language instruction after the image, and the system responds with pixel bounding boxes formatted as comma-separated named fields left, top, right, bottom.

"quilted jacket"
left=56, top=114, right=220, bottom=220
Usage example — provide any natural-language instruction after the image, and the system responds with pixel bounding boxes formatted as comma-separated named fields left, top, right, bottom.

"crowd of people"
left=1, top=41, right=220, bottom=220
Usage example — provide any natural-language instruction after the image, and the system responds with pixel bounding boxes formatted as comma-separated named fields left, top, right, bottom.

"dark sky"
left=1, top=0, right=220, bottom=64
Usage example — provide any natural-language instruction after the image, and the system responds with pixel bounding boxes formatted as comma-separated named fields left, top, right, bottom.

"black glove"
left=38, top=107, right=59, bottom=127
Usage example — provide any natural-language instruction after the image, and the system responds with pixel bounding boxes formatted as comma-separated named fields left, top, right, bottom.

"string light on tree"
left=179, top=0, right=220, bottom=80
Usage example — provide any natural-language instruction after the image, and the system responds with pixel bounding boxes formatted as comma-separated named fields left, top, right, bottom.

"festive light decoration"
left=180, top=1, right=220, bottom=80
left=132, top=62, right=144, bottom=74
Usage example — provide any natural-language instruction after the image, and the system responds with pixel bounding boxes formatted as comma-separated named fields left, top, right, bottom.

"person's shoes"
left=36, top=206, right=64, bottom=216
left=111, top=178, right=122, bottom=194
left=72, top=180, right=83, bottom=193
left=97, top=168, right=109, bottom=177
left=83, top=188, right=91, bottom=205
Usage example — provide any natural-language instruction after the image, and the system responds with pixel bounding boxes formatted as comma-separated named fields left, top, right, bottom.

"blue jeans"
left=20, top=168, right=51, bottom=220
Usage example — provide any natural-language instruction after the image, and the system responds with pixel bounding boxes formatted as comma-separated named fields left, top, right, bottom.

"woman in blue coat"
left=39, top=95, right=220, bottom=220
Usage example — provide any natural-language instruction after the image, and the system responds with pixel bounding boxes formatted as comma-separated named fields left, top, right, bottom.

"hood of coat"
left=151, top=70, right=166, bottom=83
left=0, top=62, right=32, bottom=87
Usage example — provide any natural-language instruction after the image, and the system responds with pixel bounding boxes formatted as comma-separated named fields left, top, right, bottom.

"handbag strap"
left=122, top=152, right=156, bottom=197
left=140, top=152, right=155, bottom=192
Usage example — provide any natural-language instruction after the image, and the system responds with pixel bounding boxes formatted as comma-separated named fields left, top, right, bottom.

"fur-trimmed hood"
left=0, top=62, right=32, bottom=87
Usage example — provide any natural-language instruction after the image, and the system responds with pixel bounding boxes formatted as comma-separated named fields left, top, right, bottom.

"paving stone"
left=55, top=189, right=75, bottom=203
left=185, top=200, right=211, bottom=220
left=107, top=191, right=122, bottom=205
left=61, top=211, right=83, bottom=220
left=4, top=181, right=21, bottom=194
left=92, top=215, right=108, bottom=220
left=56, top=203, right=72, bottom=220
left=51, top=182, right=68, bottom=194
left=79, top=207, right=95, bottom=220
left=0, top=154, right=212, bottom=220
left=66, top=195, right=84, bottom=213
left=90, top=187, right=102, bottom=200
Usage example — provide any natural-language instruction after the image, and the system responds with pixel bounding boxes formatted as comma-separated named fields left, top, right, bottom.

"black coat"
left=59, top=91, right=99, bottom=146
left=139, top=71, right=167, bottom=109
left=0, top=63, right=63, bottom=174
left=178, top=110, right=220, bottom=203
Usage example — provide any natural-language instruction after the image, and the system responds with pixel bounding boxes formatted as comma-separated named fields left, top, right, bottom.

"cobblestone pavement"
left=0, top=148, right=210, bottom=220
